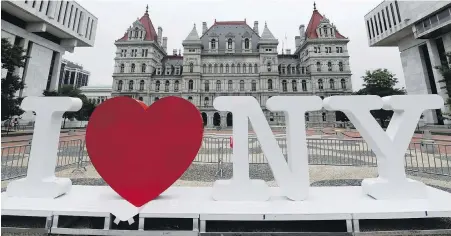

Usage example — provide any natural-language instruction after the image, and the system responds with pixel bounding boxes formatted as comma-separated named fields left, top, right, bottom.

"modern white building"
left=79, top=85, right=112, bottom=105
left=58, top=59, right=90, bottom=89
left=364, top=1, right=451, bottom=124
left=1, top=0, right=98, bottom=120
left=110, top=4, right=353, bottom=128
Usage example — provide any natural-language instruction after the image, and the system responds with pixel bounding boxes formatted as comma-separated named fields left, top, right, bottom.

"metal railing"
left=2, top=136, right=450, bottom=181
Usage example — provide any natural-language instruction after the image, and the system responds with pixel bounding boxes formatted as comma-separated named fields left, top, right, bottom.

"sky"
left=64, top=0, right=407, bottom=91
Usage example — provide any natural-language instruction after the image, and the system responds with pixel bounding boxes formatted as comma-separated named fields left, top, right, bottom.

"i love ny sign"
left=6, top=95, right=444, bottom=209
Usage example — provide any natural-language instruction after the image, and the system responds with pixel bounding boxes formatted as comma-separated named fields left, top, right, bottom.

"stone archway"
left=213, top=112, right=221, bottom=126
left=201, top=112, right=208, bottom=126
left=227, top=112, right=233, bottom=127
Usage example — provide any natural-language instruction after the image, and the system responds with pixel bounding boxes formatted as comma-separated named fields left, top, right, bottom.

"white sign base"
left=362, top=177, right=427, bottom=199
left=212, top=179, right=270, bottom=201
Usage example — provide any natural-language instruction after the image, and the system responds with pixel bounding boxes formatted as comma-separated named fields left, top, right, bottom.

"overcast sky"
left=64, top=0, right=406, bottom=91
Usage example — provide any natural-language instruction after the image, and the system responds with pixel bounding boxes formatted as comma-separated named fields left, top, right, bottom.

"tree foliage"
left=435, top=52, right=451, bottom=120
left=353, top=69, right=406, bottom=128
left=1, top=38, right=27, bottom=121
left=43, top=85, right=96, bottom=127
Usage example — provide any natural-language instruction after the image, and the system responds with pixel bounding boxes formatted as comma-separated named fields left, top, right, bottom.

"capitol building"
left=91, top=4, right=353, bottom=128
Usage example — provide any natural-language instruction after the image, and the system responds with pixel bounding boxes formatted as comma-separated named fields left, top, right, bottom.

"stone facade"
left=112, top=5, right=353, bottom=128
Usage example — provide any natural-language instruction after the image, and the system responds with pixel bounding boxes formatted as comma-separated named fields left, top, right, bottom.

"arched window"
left=204, top=97, right=209, bottom=106
left=248, top=64, right=252, bottom=73
left=174, top=80, right=179, bottom=92
left=240, top=80, right=245, bottom=91
left=244, top=38, right=250, bottom=49
left=204, top=80, right=209, bottom=92
left=267, top=62, right=272, bottom=72
left=341, top=79, right=346, bottom=89
left=228, top=80, right=233, bottom=91
left=188, top=80, right=194, bottom=91
left=231, top=64, right=235, bottom=73
left=243, top=64, right=246, bottom=73
left=226, top=64, right=229, bottom=73
left=188, top=96, right=192, bottom=102
left=208, top=64, right=212, bottom=73
left=214, top=64, right=218, bottom=73
left=220, top=64, right=224, bottom=73
left=155, top=80, right=160, bottom=92
left=316, top=62, right=321, bottom=72
left=203, top=64, right=206, bottom=73
left=292, top=80, right=297, bottom=91
left=318, top=79, right=324, bottom=90
left=141, top=63, right=146, bottom=73
left=120, top=64, right=125, bottom=73
left=131, top=63, right=136, bottom=73
left=139, top=80, right=144, bottom=91
left=155, top=97, right=159, bottom=101
left=118, top=80, right=123, bottom=91
left=237, top=63, right=241, bottom=73
left=216, top=80, right=221, bottom=91
left=328, top=61, right=332, bottom=71
left=211, top=39, right=216, bottom=49
left=227, top=38, right=233, bottom=49
left=322, top=112, right=326, bottom=122
left=301, top=80, right=307, bottom=91
left=164, top=80, right=170, bottom=92
left=268, top=79, right=273, bottom=90
left=282, top=80, right=287, bottom=92
left=339, top=62, right=343, bottom=72
left=251, top=80, right=257, bottom=91
left=189, top=63, right=194, bottom=73
left=329, top=79, right=335, bottom=90
left=129, top=80, right=134, bottom=90
left=305, top=112, right=310, bottom=122
left=254, top=64, right=258, bottom=73
left=138, top=97, right=143, bottom=101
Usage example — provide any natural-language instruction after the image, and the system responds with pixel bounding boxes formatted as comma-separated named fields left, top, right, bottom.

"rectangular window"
left=32, top=0, right=36, bottom=7
left=366, top=20, right=372, bottom=39
left=189, top=49, right=195, bottom=52
left=39, top=0, right=44, bottom=11
left=374, top=16, right=379, bottom=35
left=382, top=9, right=387, bottom=30
left=72, top=8, right=78, bottom=30
left=166, top=68, right=171, bottom=75
left=176, top=68, right=180, bottom=75
left=68, top=5, right=73, bottom=27
left=57, top=1, right=64, bottom=22
left=88, top=18, right=94, bottom=40
left=63, top=2, right=69, bottom=25
left=377, top=13, right=383, bottom=33
left=77, top=12, right=83, bottom=33
left=390, top=3, right=397, bottom=26
left=386, top=6, right=392, bottom=28
left=370, top=18, right=375, bottom=38
left=394, top=0, right=401, bottom=23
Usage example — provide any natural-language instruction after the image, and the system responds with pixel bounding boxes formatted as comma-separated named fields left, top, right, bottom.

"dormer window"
left=175, top=67, right=180, bottom=75
left=166, top=67, right=171, bottom=75
left=267, top=62, right=271, bottom=72
left=156, top=68, right=161, bottom=75
left=227, top=38, right=233, bottom=50
left=244, top=38, right=250, bottom=49
left=211, top=39, right=216, bottom=50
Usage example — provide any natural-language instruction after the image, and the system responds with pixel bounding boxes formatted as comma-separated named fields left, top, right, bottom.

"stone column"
left=207, top=112, right=214, bottom=128
left=49, top=51, right=63, bottom=92
left=221, top=113, right=227, bottom=128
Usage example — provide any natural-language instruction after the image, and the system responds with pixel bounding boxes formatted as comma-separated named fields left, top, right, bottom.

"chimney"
left=158, top=26, right=163, bottom=45
left=202, top=22, right=208, bottom=34
left=173, top=49, right=177, bottom=55
left=299, top=24, right=305, bottom=40
left=295, top=36, right=300, bottom=48
left=286, top=49, right=291, bottom=54
left=253, top=21, right=259, bottom=35
left=178, top=49, right=181, bottom=56
left=162, top=37, right=168, bottom=52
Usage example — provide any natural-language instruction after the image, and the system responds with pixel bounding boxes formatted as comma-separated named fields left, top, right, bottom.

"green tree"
left=435, top=52, right=451, bottom=119
left=353, top=69, right=406, bottom=128
left=43, top=85, right=96, bottom=128
left=1, top=38, right=27, bottom=121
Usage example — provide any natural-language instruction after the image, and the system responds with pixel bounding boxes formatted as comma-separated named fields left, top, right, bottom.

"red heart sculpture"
left=85, top=96, right=204, bottom=207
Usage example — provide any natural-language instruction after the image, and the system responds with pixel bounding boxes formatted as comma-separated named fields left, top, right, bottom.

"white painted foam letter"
left=323, top=95, right=443, bottom=199
left=212, top=96, right=322, bottom=201
left=6, top=97, right=82, bottom=198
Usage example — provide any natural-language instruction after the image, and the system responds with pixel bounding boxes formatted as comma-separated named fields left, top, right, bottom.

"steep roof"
left=260, top=22, right=276, bottom=40
left=200, top=20, right=260, bottom=51
left=184, top=24, right=201, bottom=41
left=116, top=6, right=158, bottom=42
left=305, top=8, right=346, bottom=39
